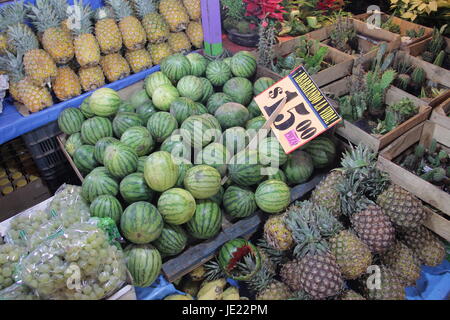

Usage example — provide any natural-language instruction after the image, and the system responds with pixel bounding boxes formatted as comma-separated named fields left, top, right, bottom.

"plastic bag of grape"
left=0, top=283, right=39, bottom=300
left=0, top=243, right=27, bottom=291
left=16, top=217, right=127, bottom=300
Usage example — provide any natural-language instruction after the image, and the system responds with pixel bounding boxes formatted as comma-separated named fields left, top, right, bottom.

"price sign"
left=254, top=66, right=342, bottom=154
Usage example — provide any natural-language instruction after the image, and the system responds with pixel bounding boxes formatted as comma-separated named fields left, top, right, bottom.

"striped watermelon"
left=73, top=145, right=98, bottom=175
left=151, top=84, right=180, bottom=111
left=218, top=238, right=261, bottom=281
left=223, top=57, right=232, bottom=67
left=118, top=101, right=135, bottom=113
left=177, top=75, right=203, bottom=102
left=195, top=143, right=230, bottom=177
left=90, top=195, right=123, bottom=224
left=120, top=172, right=154, bottom=203
left=157, top=188, right=196, bottom=225
left=267, top=167, right=287, bottom=183
left=303, top=136, right=336, bottom=168
left=221, top=127, right=250, bottom=155
left=246, top=116, right=265, bottom=131
left=184, top=165, right=221, bottom=199
left=170, top=97, right=198, bottom=123
left=223, top=77, right=253, bottom=106
left=214, top=102, right=249, bottom=129
left=175, top=157, right=193, bottom=187
left=209, top=185, right=224, bottom=205
left=230, top=51, right=257, bottom=78
left=94, top=137, right=120, bottom=164
left=192, top=102, right=208, bottom=115
left=199, top=78, right=214, bottom=104
left=228, top=150, right=264, bottom=186
left=147, top=111, right=178, bottom=143
left=160, top=53, right=191, bottom=83
left=120, top=201, right=164, bottom=244
left=64, top=132, right=84, bottom=156
left=223, top=185, right=257, bottom=218
left=89, top=88, right=121, bottom=117
left=206, top=92, right=234, bottom=114
left=160, top=134, right=190, bottom=159
left=129, top=89, right=151, bottom=109
left=125, top=244, right=162, bottom=287
left=180, top=114, right=222, bottom=148
left=186, top=200, right=222, bottom=239
left=104, top=143, right=138, bottom=179
left=136, top=101, right=157, bottom=124
left=137, top=156, right=147, bottom=173
left=186, top=53, right=208, bottom=77
left=112, top=112, right=144, bottom=138
left=145, top=71, right=172, bottom=97
left=90, top=166, right=117, bottom=179
left=152, top=223, right=188, bottom=256
left=248, top=99, right=262, bottom=117
left=255, top=179, right=290, bottom=213
left=58, top=107, right=85, bottom=134
left=81, top=116, right=113, bottom=145
left=80, top=97, right=94, bottom=118
left=283, top=151, right=314, bottom=185
left=144, top=151, right=179, bottom=192
left=206, top=60, right=232, bottom=86
left=258, top=137, right=288, bottom=167
left=81, top=170, right=119, bottom=202
left=253, top=77, right=275, bottom=95
left=121, top=126, right=154, bottom=156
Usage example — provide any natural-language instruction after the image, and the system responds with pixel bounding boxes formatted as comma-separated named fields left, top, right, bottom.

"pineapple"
left=94, top=7, right=123, bottom=54
left=53, top=66, right=81, bottom=101
left=70, top=0, right=101, bottom=68
left=125, top=49, right=152, bottom=74
left=280, top=259, right=303, bottom=292
left=0, top=33, right=7, bottom=55
left=79, top=66, right=105, bottom=91
left=49, top=0, right=71, bottom=38
left=339, top=290, right=366, bottom=300
left=263, top=214, right=293, bottom=251
left=168, top=32, right=191, bottom=53
left=182, top=0, right=201, bottom=21
left=7, top=24, right=57, bottom=87
left=186, top=21, right=204, bottom=49
left=360, top=265, right=405, bottom=300
left=133, top=0, right=170, bottom=44
left=400, top=226, right=445, bottom=267
left=1, top=0, right=33, bottom=54
left=107, top=0, right=147, bottom=51
left=310, top=170, right=344, bottom=217
left=381, top=241, right=421, bottom=286
left=100, top=53, right=131, bottom=82
left=27, top=0, right=75, bottom=65
left=148, top=42, right=173, bottom=65
left=246, top=264, right=292, bottom=300
left=159, top=0, right=190, bottom=32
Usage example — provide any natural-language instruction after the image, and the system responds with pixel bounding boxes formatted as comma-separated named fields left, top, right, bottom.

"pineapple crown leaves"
left=69, top=0, right=94, bottom=36
left=339, top=143, right=376, bottom=171
left=245, top=261, right=276, bottom=294
left=106, top=0, right=135, bottom=21
left=287, top=290, right=314, bottom=300
left=49, top=0, right=70, bottom=21
left=0, top=51, right=25, bottom=82
left=256, top=238, right=287, bottom=267
left=27, top=0, right=61, bottom=33
left=313, top=205, right=345, bottom=238
left=7, top=23, right=40, bottom=54
left=1, top=0, right=28, bottom=28
left=95, top=7, right=115, bottom=21
left=204, top=259, right=227, bottom=281
left=132, top=0, right=157, bottom=19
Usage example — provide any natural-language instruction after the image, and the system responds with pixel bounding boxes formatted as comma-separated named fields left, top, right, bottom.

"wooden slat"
left=379, top=122, right=424, bottom=160
left=423, top=207, right=450, bottom=242
left=430, top=97, right=450, bottom=130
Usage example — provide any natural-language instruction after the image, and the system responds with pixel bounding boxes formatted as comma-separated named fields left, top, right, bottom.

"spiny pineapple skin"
left=182, top=0, right=201, bottom=20
left=125, top=49, right=152, bottom=73
left=168, top=32, right=192, bottom=53
left=361, top=266, right=405, bottom=300
left=186, top=21, right=204, bottom=49
left=9, top=82, right=22, bottom=103
left=311, top=171, right=343, bottom=217
left=53, top=66, right=81, bottom=101
left=0, top=33, right=7, bottom=55
left=351, top=205, right=395, bottom=254
left=257, top=247, right=276, bottom=274
left=119, top=16, right=147, bottom=51
left=142, top=13, right=170, bottom=44
left=159, top=0, right=190, bottom=32
left=263, top=214, right=293, bottom=251
left=79, top=66, right=105, bottom=91
left=381, top=241, right=421, bottom=286
left=23, top=49, right=57, bottom=87
left=100, top=53, right=131, bottom=82
left=280, top=259, right=302, bottom=292
left=329, top=230, right=372, bottom=280
left=400, top=226, right=445, bottom=267
left=256, top=281, right=292, bottom=300
left=17, top=78, right=53, bottom=112
left=74, top=34, right=101, bottom=68
left=339, top=290, right=366, bottom=300
left=148, top=42, right=173, bottom=65
left=41, top=27, right=74, bottom=65
left=95, top=18, right=123, bottom=54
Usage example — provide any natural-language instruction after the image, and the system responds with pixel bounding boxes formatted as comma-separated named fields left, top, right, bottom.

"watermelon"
left=120, top=201, right=163, bottom=244
left=90, top=195, right=123, bottom=224
left=206, top=60, right=232, bottom=86
left=177, top=76, right=203, bottom=102
left=129, top=89, right=151, bottom=109
left=175, top=157, right=193, bottom=187
left=120, top=172, right=154, bottom=203
left=253, top=77, right=275, bottom=95
left=104, top=143, right=138, bottom=179
left=144, top=151, right=179, bottom=192
left=147, top=111, right=178, bottom=143
left=185, top=200, right=222, bottom=239
left=157, top=188, right=196, bottom=225
left=266, top=167, right=287, bottom=183
left=223, top=57, right=232, bottom=67
left=136, top=101, right=157, bottom=124
left=258, top=136, right=288, bottom=167
left=58, top=107, right=85, bottom=134
left=81, top=116, right=113, bottom=145
left=183, top=165, right=221, bottom=199
left=283, top=151, right=314, bottom=185
left=80, top=97, right=94, bottom=118
left=246, top=116, right=266, bottom=131
left=89, top=88, right=121, bottom=117
left=125, top=244, right=162, bottom=287
left=186, top=53, right=208, bottom=77
left=209, top=185, right=224, bottom=205
left=206, top=92, right=234, bottom=114
left=180, top=114, right=222, bottom=148
left=303, top=136, right=336, bottom=168
left=160, top=53, right=191, bottom=83
left=65, top=132, right=84, bottom=156
left=230, top=51, right=257, bottom=78
left=223, top=77, right=253, bottom=106
left=228, top=149, right=264, bottom=186
left=255, top=179, right=290, bottom=213
left=152, top=223, right=188, bottom=256
left=223, top=185, right=257, bottom=218
left=112, top=112, right=144, bottom=138
left=214, top=102, right=249, bottom=129
left=117, top=101, right=135, bottom=113
left=137, top=156, right=147, bottom=173
left=121, top=126, right=154, bottom=156
left=145, top=71, right=172, bottom=97
left=152, top=84, right=180, bottom=111
left=193, top=102, right=208, bottom=115
left=90, top=166, right=117, bottom=179
left=195, top=143, right=230, bottom=177
left=199, top=78, right=214, bottom=104
left=170, top=97, right=197, bottom=123
left=248, top=99, right=262, bottom=117
left=160, top=133, right=190, bottom=159
left=218, top=238, right=261, bottom=281
left=94, top=137, right=120, bottom=164
left=81, top=170, right=119, bottom=202
left=73, top=145, right=98, bottom=175
left=221, top=127, right=250, bottom=155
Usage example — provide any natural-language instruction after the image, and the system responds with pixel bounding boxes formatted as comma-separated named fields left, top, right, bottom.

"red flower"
left=317, top=0, right=340, bottom=11
left=243, top=0, right=286, bottom=22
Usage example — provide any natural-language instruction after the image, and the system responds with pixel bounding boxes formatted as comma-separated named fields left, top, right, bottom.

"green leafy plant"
left=329, top=16, right=356, bottom=53
left=406, top=28, right=426, bottom=38
left=373, top=98, right=418, bottom=134
left=381, top=15, right=400, bottom=33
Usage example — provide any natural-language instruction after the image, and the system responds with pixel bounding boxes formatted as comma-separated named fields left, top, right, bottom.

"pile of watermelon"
left=58, top=51, right=337, bottom=289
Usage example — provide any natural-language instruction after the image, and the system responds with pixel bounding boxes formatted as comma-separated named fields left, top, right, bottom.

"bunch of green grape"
left=6, top=210, right=49, bottom=246
left=48, top=185, right=90, bottom=220
left=0, top=244, right=27, bottom=290
left=0, top=283, right=39, bottom=300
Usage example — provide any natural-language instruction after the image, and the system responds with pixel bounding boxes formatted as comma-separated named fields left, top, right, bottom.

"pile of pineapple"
left=0, top=0, right=203, bottom=113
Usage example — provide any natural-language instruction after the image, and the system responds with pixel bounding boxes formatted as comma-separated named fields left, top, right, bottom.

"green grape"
left=0, top=243, right=27, bottom=290
left=0, top=283, right=39, bottom=300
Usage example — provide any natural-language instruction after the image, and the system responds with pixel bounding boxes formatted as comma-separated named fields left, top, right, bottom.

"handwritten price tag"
left=254, top=66, right=342, bottom=154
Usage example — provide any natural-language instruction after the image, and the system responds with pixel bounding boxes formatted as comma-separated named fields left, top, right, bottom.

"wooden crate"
left=322, top=76, right=432, bottom=152
left=254, top=37, right=354, bottom=87
left=377, top=121, right=450, bottom=241
left=430, top=97, right=450, bottom=129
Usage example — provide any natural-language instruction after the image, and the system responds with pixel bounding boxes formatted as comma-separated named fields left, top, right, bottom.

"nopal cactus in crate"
left=411, top=67, right=426, bottom=87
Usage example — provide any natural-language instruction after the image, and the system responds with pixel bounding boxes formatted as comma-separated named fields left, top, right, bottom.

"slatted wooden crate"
left=430, top=97, right=450, bottom=130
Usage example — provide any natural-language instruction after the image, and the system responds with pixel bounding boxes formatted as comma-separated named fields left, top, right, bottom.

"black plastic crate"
left=41, top=165, right=79, bottom=194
